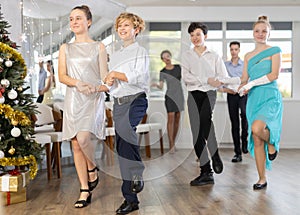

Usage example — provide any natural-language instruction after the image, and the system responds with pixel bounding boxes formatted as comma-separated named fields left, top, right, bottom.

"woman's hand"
left=75, top=81, right=95, bottom=95
left=237, top=83, right=249, bottom=96
left=208, top=77, right=222, bottom=88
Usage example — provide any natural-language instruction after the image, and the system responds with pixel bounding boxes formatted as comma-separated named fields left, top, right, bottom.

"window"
left=226, top=22, right=292, bottom=97
left=148, top=22, right=181, bottom=97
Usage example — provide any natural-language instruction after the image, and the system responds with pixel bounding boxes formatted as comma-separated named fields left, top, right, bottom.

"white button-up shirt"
left=109, top=42, right=149, bottom=98
left=181, top=48, right=228, bottom=92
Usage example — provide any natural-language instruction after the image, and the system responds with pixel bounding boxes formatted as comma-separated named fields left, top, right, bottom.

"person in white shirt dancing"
left=181, top=22, right=227, bottom=186
left=104, top=12, right=149, bottom=214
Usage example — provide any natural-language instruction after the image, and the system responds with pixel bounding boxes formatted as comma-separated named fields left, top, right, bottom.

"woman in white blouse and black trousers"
left=105, top=12, right=149, bottom=214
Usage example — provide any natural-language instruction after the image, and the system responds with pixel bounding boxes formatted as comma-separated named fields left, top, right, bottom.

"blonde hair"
left=114, top=12, right=145, bottom=36
left=253, top=15, right=272, bottom=30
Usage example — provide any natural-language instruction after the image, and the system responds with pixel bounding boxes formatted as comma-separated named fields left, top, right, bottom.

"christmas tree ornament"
left=11, top=119, right=18, bottom=126
left=8, top=146, right=15, bottom=155
left=8, top=89, right=18, bottom=99
left=0, top=85, right=4, bottom=93
left=5, top=59, right=12, bottom=67
left=11, top=127, right=21, bottom=137
left=25, top=134, right=31, bottom=140
left=0, top=57, right=3, bottom=63
left=0, top=96, right=4, bottom=104
left=1, top=78, right=10, bottom=87
left=17, top=86, right=23, bottom=91
left=0, top=150, right=4, bottom=158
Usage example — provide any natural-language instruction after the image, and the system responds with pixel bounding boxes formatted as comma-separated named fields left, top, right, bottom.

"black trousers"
left=227, top=93, right=248, bottom=155
left=187, top=90, right=218, bottom=171
left=113, top=93, right=148, bottom=204
left=36, top=94, right=44, bottom=103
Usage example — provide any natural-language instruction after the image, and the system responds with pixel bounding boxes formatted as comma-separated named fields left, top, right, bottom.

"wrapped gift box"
left=0, top=171, right=30, bottom=192
left=1, top=187, right=27, bottom=206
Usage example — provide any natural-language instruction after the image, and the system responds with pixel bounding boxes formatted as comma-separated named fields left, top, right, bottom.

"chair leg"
left=159, top=129, right=164, bottom=154
left=54, top=142, right=62, bottom=178
left=104, top=136, right=114, bottom=166
left=45, top=143, right=52, bottom=180
left=144, top=132, right=151, bottom=158
left=100, top=140, right=106, bottom=160
left=108, top=136, right=114, bottom=165
left=51, top=144, right=56, bottom=169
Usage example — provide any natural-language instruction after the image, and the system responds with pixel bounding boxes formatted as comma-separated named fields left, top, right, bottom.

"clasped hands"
left=218, top=77, right=251, bottom=96
left=75, top=73, right=115, bottom=95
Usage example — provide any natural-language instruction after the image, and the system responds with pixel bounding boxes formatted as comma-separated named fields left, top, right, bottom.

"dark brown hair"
left=229, top=41, right=240, bottom=48
left=188, top=22, right=208, bottom=35
left=160, top=50, right=172, bottom=60
left=72, top=5, right=92, bottom=21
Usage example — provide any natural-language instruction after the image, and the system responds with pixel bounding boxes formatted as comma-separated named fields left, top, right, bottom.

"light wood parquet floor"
left=2, top=148, right=300, bottom=215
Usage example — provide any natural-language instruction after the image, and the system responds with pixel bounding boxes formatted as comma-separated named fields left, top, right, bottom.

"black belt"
left=114, top=92, right=146, bottom=105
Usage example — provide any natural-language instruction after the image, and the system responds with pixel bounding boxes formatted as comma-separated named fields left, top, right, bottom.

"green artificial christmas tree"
left=0, top=5, right=43, bottom=179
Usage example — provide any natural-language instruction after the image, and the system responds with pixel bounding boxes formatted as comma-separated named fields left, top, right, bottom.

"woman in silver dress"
left=58, top=5, right=109, bottom=208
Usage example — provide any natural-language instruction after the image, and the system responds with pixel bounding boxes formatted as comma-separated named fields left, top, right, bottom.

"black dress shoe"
left=190, top=172, right=214, bottom=186
left=242, top=142, right=248, bottom=154
left=268, top=151, right=277, bottom=161
left=211, top=152, right=223, bottom=174
left=130, top=175, right=144, bottom=193
left=116, top=200, right=139, bottom=214
left=231, top=154, right=242, bottom=163
left=253, top=182, right=267, bottom=190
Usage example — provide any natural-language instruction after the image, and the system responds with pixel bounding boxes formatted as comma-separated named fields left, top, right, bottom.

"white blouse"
left=109, top=42, right=150, bottom=98
left=181, top=48, right=228, bottom=92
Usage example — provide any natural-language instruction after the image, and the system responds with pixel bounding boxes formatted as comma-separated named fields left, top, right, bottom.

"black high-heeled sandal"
left=88, top=166, right=99, bottom=191
left=74, top=189, right=92, bottom=208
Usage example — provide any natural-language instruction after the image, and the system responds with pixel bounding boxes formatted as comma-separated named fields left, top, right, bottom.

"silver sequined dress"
left=62, top=42, right=106, bottom=144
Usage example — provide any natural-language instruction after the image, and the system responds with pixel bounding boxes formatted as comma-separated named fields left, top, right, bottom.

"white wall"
left=1, top=0, right=22, bottom=44
left=147, top=98, right=300, bottom=149
left=127, top=6, right=300, bottom=149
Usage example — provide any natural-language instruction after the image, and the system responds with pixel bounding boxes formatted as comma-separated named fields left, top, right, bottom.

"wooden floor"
left=2, top=148, right=300, bottom=215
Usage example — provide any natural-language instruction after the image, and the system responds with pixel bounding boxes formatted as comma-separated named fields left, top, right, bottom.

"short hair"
left=160, top=50, right=172, bottom=60
left=229, top=41, right=240, bottom=48
left=188, top=22, right=208, bottom=35
left=115, top=12, right=145, bottom=36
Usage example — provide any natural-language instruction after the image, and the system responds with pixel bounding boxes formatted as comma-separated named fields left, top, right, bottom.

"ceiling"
left=116, top=0, right=300, bottom=7
left=22, top=0, right=300, bottom=56
left=23, top=0, right=300, bottom=19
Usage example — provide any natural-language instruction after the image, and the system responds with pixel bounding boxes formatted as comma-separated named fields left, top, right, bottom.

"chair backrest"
left=35, top=103, right=55, bottom=126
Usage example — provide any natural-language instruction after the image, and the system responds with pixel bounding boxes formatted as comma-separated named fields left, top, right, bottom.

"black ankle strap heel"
left=88, top=166, right=99, bottom=191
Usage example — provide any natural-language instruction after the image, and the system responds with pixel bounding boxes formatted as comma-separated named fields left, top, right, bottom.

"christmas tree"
left=0, top=5, right=43, bottom=179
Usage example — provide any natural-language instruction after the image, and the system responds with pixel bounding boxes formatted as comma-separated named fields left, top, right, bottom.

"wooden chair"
left=34, top=103, right=63, bottom=179
left=32, top=133, right=52, bottom=180
left=104, top=108, right=164, bottom=164
left=104, top=108, right=115, bottom=166
left=137, top=114, right=164, bottom=158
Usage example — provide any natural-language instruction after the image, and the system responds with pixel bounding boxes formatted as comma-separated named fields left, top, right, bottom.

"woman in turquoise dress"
left=221, top=15, right=282, bottom=190
left=238, top=16, right=283, bottom=190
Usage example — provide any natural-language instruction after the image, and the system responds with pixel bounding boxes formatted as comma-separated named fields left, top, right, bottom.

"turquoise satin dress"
left=246, top=46, right=283, bottom=170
